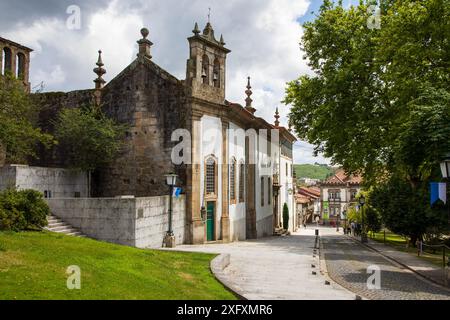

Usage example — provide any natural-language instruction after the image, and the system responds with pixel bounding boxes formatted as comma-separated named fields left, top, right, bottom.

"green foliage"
left=0, top=73, right=54, bottom=163
left=283, top=203, right=289, bottom=230
left=285, top=0, right=450, bottom=184
left=294, top=164, right=334, bottom=180
left=369, top=176, right=447, bottom=245
left=0, top=189, right=49, bottom=231
left=285, top=0, right=450, bottom=241
left=54, top=106, right=127, bottom=171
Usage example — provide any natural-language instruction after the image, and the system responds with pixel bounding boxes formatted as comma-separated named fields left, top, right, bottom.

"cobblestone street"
left=321, top=228, right=450, bottom=300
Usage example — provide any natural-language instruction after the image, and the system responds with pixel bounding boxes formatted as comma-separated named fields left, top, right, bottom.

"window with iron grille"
left=230, top=158, right=236, bottom=202
left=206, top=157, right=216, bottom=195
left=239, top=161, right=245, bottom=203
left=268, top=177, right=272, bottom=205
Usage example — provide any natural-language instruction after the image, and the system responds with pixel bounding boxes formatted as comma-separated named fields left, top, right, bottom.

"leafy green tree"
left=54, top=106, right=127, bottom=196
left=285, top=0, right=450, bottom=240
left=285, top=0, right=450, bottom=185
left=370, top=176, right=447, bottom=246
left=54, top=106, right=126, bottom=172
left=0, top=73, right=54, bottom=163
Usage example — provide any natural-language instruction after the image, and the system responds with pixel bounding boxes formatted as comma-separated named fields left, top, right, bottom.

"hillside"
left=294, top=164, right=334, bottom=180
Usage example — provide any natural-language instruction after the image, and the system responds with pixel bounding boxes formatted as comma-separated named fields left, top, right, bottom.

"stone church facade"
left=1, top=22, right=297, bottom=246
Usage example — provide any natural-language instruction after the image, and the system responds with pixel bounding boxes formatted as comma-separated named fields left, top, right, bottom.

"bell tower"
left=186, top=21, right=231, bottom=104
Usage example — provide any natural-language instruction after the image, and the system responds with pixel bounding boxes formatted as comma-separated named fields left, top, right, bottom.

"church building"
left=1, top=21, right=297, bottom=246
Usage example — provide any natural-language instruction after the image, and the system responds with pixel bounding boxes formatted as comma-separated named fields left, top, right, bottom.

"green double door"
left=206, top=202, right=215, bottom=242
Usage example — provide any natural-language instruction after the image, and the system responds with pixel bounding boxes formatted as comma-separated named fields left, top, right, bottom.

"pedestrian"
left=350, top=221, right=355, bottom=236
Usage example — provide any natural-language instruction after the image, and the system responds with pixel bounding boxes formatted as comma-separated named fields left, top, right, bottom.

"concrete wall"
left=46, top=195, right=186, bottom=249
left=0, top=165, right=88, bottom=198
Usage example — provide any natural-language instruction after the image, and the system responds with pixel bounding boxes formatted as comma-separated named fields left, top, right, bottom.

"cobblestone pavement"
left=321, top=228, right=450, bottom=300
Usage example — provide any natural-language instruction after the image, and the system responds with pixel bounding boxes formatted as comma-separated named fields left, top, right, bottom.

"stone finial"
left=93, top=50, right=106, bottom=90
left=274, top=107, right=280, bottom=127
left=193, top=22, right=200, bottom=36
left=203, top=22, right=215, bottom=41
left=245, top=77, right=256, bottom=114
left=137, top=27, right=153, bottom=59
left=220, top=34, right=225, bottom=46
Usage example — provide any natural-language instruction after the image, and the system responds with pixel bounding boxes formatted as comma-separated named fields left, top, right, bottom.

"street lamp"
left=440, top=153, right=450, bottom=224
left=164, top=173, right=178, bottom=248
left=359, top=195, right=367, bottom=243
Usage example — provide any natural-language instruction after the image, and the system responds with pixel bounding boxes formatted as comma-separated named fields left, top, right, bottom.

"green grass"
left=294, top=164, right=334, bottom=180
left=0, top=231, right=237, bottom=300
left=369, top=230, right=450, bottom=268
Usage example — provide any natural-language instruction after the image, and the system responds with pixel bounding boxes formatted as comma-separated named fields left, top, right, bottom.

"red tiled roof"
left=323, top=169, right=362, bottom=186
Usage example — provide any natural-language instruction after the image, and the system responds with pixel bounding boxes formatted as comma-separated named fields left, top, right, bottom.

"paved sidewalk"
left=349, top=234, right=449, bottom=287
left=166, top=228, right=355, bottom=300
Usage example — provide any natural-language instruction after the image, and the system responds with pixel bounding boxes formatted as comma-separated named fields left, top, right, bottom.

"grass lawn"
left=0, top=231, right=237, bottom=300
left=369, top=230, right=450, bottom=268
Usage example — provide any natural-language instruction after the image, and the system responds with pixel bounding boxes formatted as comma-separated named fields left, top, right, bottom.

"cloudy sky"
left=0, top=0, right=354, bottom=165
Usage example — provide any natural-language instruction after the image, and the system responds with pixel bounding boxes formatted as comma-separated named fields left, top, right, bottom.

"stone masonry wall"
left=46, top=195, right=186, bottom=248
left=96, top=58, right=188, bottom=198
left=0, top=165, right=88, bottom=198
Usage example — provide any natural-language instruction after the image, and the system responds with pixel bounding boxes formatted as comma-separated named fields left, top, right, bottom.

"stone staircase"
left=45, top=215, right=86, bottom=238
left=274, top=227, right=290, bottom=237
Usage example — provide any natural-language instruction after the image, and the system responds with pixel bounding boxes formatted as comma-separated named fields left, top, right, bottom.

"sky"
left=0, top=0, right=354, bottom=165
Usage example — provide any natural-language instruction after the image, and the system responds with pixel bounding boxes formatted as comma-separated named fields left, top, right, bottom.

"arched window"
left=213, top=58, right=220, bottom=88
left=230, top=158, right=236, bottom=203
left=202, top=54, right=209, bottom=85
left=16, top=52, right=25, bottom=80
left=2, top=47, right=12, bottom=75
left=205, top=156, right=216, bottom=195
left=261, top=177, right=265, bottom=207
left=268, top=177, right=272, bottom=205
left=239, top=161, right=245, bottom=203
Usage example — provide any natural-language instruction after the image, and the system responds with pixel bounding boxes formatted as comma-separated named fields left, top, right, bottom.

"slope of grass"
left=294, top=164, right=334, bottom=180
left=0, top=231, right=236, bottom=300
left=369, top=230, right=450, bottom=268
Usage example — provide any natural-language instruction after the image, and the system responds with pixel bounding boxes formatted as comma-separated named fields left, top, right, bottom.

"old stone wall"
left=46, top=195, right=186, bottom=248
left=31, top=90, right=95, bottom=167
left=96, top=59, right=188, bottom=198
left=0, top=165, right=88, bottom=198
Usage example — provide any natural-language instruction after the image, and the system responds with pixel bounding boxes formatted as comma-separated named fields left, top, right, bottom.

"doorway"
left=206, top=202, right=215, bottom=242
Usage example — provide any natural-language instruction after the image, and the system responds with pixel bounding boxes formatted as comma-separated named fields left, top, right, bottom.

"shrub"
left=0, top=189, right=49, bottom=231
left=283, top=203, right=289, bottom=230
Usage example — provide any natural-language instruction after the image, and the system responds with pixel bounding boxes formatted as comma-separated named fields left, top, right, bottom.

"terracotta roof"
left=298, top=186, right=320, bottom=198
left=295, top=194, right=310, bottom=204
left=323, top=168, right=362, bottom=186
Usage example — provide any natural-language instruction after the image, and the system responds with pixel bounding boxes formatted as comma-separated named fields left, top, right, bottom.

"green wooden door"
left=206, top=202, right=215, bottom=242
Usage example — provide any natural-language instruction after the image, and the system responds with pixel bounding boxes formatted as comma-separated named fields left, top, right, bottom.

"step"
left=48, top=222, right=65, bottom=228
left=49, top=225, right=73, bottom=232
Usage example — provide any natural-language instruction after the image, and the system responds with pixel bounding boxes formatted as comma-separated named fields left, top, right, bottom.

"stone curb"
left=346, top=234, right=450, bottom=293
left=210, top=254, right=247, bottom=300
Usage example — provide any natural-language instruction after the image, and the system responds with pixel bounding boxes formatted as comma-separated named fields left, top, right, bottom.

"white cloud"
left=2, top=0, right=329, bottom=164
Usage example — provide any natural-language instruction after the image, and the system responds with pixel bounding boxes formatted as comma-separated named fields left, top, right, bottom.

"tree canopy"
left=285, top=0, right=450, bottom=185
left=53, top=106, right=126, bottom=172
left=0, top=74, right=54, bottom=163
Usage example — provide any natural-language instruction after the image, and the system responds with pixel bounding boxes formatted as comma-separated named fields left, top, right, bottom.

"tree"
left=0, top=73, right=53, bottom=163
left=284, top=0, right=450, bottom=184
left=283, top=203, right=290, bottom=230
left=285, top=0, right=450, bottom=240
left=369, top=176, right=447, bottom=246
left=54, top=106, right=127, bottom=195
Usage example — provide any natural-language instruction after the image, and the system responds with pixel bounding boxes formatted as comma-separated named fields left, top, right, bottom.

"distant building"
left=298, top=177, right=320, bottom=186
left=295, top=186, right=320, bottom=226
left=319, top=169, right=362, bottom=225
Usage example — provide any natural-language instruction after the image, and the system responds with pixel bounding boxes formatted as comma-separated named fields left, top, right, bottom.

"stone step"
left=46, top=215, right=87, bottom=238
